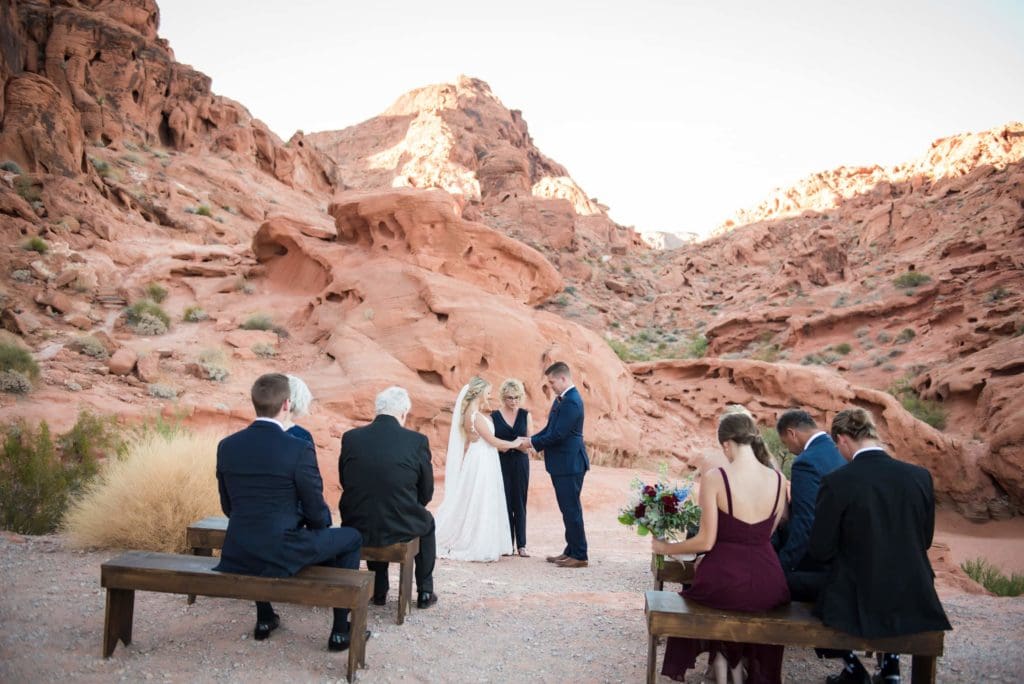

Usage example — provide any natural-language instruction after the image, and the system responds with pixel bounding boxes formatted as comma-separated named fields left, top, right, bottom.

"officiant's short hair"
left=375, top=386, right=411, bottom=417
left=544, top=361, right=571, bottom=378
left=251, top=373, right=290, bottom=417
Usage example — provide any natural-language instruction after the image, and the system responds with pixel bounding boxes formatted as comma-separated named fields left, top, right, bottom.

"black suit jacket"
left=215, top=420, right=335, bottom=577
left=338, top=415, right=434, bottom=547
left=808, top=449, right=951, bottom=638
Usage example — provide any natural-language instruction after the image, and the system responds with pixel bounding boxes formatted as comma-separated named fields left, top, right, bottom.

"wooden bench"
left=650, top=555, right=695, bottom=590
left=186, top=516, right=419, bottom=625
left=645, top=591, right=945, bottom=684
left=101, top=551, right=372, bottom=682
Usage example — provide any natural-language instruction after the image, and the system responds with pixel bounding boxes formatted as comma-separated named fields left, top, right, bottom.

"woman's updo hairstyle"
left=459, top=376, right=491, bottom=437
left=717, top=411, right=776, bottom=470
left=830, top=407, right=879, bottom=442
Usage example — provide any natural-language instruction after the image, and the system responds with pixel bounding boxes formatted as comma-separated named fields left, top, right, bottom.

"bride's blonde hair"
left=459, top=376, right=490, bottom=438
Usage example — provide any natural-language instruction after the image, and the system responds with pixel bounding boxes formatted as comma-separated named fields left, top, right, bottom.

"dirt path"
left=2, top=463, right=1022, bottom=683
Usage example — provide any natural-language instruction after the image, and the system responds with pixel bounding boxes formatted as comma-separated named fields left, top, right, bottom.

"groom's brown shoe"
left=546, top=553, right=569, bottom=563
left=555, top=557, right=588, bottom=568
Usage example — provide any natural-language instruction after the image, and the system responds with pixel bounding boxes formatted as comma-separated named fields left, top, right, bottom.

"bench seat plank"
left=645, top=592, right=944, bottom=655
left=102, top=551, right=372, bottom=682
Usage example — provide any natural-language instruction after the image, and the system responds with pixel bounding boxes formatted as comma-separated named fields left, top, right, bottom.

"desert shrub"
left=0, top=160, right=23, bottom=174
left=11, top=269, right=32, bottom=282
left=685, top=334, right=708, bottom=359
left=240, top=313, right=274, bottom=331
left=198, top=349, right=229, bottom=382
left=876, top=331, right=893, bottom=344
left=751, top=343, right=782, bottom=362
left=888, top=349, right=905, bottom=358
left=89, top=157, right=114, bottom=178
left=986, top=286, right=1010, bottom=303
left=607, top=338, right=649, bottom=363
left=895, top=328, right=916, bottom=344
left=832, top=342, right=853, bottom=355
left=235, top=276, right=255, bottom=294
left=195, top=204, right=213, bottom=217
left=14, top=175, right=41, bottom=203
left=148, top=383, right=177, bottom=399
left=182, top=306, right=208, bottom=322
left=72, top=335, right=108, bottom=359
left=0, top=370, right=32, bottom=394
left=760, top=427, right=793, bottom=478
left=0, top=411, right=120, bottom=534
left=854, top=326, right=870, bottom=338
left=252, top=343, right=277, bottom=358
left=961, top=558, right=1024, bottom=597
left=889, top=377, right=947, bottom=430
left=0, top=341, right=39, bottom=380
left=553, top=294, right=570, bottom=307
left=22, top=236, right=48, bottom=254
left=144, top=282, right=168, bottom=303
left=893, top=271, right=931, bottom=288
left=63, top=429, right=221, bottom=552
left=125, top=299, right=170, bottom=335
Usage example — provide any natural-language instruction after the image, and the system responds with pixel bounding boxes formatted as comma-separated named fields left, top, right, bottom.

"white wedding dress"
left=435, top=388, right=513, bottom=562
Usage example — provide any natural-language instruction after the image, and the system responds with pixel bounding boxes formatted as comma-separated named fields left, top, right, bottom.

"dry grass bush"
left=63, top=429, right=221, bottom=552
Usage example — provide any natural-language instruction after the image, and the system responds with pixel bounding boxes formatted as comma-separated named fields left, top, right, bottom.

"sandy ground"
left=2, top=462, right=1023, bottom=683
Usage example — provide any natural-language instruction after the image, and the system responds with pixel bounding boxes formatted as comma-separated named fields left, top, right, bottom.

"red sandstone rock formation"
left=1, top=0, right=1021, bottom=522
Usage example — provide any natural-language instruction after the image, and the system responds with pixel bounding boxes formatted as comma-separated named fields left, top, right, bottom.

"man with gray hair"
left=339, top=386, right=438, bottom=609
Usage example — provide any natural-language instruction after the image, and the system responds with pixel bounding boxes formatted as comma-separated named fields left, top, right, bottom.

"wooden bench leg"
left=397, top=555, right=413, bottom=625
left=646, top=630, right=658, bottom=684
left=103, top=588, right=135, bottom=657
left=911, top=655, right=936, bottom=684
left=347, top=604, right=368, bottom=682
left=653, top=578, right=664, bottom=591
left=187, top=547, right=213, bottom=604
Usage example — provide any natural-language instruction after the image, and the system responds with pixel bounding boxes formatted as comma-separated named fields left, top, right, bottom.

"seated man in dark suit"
left=773, top=409, right=847, bottom=600
left=808, top=408, right=951, bottom=684
left=214, top=373, right=366, bottom=652
left=339, top=386, right=438, bottom=609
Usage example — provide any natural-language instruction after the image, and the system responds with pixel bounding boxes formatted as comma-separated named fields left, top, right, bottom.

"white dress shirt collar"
left=254, top=416, right=285, bottom=430
left=852, top=446, right=883, bottom=460
left=560, top=384, right=576, bottom=399
left=803, top=430, right=828, bottom=453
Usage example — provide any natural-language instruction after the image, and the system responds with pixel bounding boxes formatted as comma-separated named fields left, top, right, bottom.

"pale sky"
left=158, top=0, right=1024, bottom=236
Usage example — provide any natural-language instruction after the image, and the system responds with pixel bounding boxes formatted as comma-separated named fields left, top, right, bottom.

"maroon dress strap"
left=719, top=467, right=733, bottom=516
left=769, top=470, right=782, bottom=518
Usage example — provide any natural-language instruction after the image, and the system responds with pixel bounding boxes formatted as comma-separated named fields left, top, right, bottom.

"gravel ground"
left=2, top=465, right=1022, bottom=683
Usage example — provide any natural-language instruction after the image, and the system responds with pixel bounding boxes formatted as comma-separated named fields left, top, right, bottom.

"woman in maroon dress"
left=652, top=412, right=791, bottom=684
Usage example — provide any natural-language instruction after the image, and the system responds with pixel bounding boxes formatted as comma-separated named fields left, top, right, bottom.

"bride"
left=435, top=377, right=516, bottom=561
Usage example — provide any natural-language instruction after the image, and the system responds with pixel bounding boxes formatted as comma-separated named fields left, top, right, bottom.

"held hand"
left=651, top=537, right=671, bottom=555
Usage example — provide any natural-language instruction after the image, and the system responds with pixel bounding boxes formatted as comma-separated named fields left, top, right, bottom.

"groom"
left=519, top=361, right=589, bottom=568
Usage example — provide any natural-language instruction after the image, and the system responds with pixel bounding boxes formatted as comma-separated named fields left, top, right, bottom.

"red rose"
left=634, top=504, right=647, bottom=518
left=643, top=485, right=657, bottom=498
left=662, top=495, right=678, bottom=514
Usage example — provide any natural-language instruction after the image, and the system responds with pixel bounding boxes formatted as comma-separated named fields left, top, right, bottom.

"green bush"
left=240, top=314, right=274, bottom=331
left=0, top=411, right=121, bottom=535
left=760, top=427, right=793, bottom=478
left=889, top=377, right=947, bottom=429
left=198, top=349, right=229, bottom=382
left=125, top=299, right=170, bottom=335
left=685, top=334, right=708, bottom=359
left=751, top=343, right=782, bottom=362
left=893, top=271, right=931, bottom=288
left=14, top=175, right=41, bottom=203
left=986, top=286, right=1010, bottom=303
left=0, top=341, right=39, bottom=380
left=183, top=306, right=208, bottom=322
left=89, top=157, right=114, bottom=179
left=895, top=328, right=916, bottom=344
left=961, top=557, right=1024, bottom=596
left=144, top=282, right=168, bottom=303
left=607, top=338, right=649, bottom=363
left=252, top=343, right=277, bottom=358
left=195, top=204, right=213, bottom=217
left=1, top=160, right=23, bottom=174
left=833, top=342, right=853, bottom=355
left=22, top=236, right=48, bottom=254
left=72, top=335, right=108, bottom=359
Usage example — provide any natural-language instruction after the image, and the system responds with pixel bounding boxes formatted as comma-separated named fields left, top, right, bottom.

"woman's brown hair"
left=830, top=407, right=879, bottom=441
left=717, top=412, right=776, bottom=470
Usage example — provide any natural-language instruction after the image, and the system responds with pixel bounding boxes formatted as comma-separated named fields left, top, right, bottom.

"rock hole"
left=435, top=312, right=449, bottom=324
left=101, top=134, right=113, bottom=146
left=417, top=370, right=444, bottom=386
left=131, top=89, right=140, bottom=104
left=377, top=221, right=394, bottom=240
left=158, top=112, right=173, bottom=147
left=131, top=50, right=137, bottom=61
left=90, top=51, right=102, bottom=64
left=478, top=356, right=489, bottom=371
left=326, top=292, right=344, bottom=303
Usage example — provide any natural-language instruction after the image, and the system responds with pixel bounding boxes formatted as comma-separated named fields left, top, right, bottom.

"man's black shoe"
left=327, top=629, right=372, bottom=652
left=416, top=591, right=438, bottom=609
left=371, top=593, right=387, bottom=606
left=253, top=613, right=280, bottom=641
left=826, top=668, right=870, bottom=684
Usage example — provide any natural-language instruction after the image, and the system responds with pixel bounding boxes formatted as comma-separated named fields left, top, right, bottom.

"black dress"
left=492, top=408, right=529, bottom=549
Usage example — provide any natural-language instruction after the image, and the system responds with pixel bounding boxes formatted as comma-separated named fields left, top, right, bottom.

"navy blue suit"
left=530, top=386, right=589, bottom=560
left=215, top=420, right=362, bottom=628
left=776, top=434, right=846, bottom=569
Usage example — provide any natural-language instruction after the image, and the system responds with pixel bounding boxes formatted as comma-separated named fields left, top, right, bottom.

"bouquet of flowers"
left=618, top=467, right=701, bottom=568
